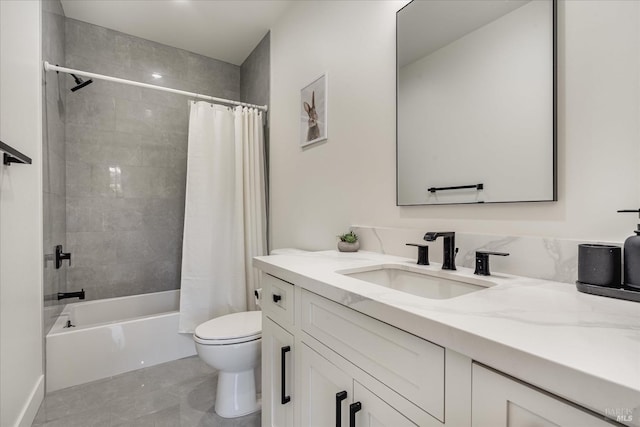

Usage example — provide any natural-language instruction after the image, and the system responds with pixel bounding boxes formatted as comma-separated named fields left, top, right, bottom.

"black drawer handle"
left=349, top=402, right=362, bottom=427
left=281, top=345, right=291, bottom=404
left=336, top=390, right=347, bottom=427
left=273, top=294, right=282, bottom=303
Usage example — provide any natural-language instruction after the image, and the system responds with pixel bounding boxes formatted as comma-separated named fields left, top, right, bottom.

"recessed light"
left=151, top=73, right=162, bottom=79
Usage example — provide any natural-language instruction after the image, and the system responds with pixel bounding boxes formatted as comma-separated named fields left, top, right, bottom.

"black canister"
left=618, top=209, right=640, bottom=289
left=578, top=244, right=622, bottom=287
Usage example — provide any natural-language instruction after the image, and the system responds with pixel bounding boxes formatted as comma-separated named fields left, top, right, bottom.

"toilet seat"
left=194, top=311, right=261, bottom=345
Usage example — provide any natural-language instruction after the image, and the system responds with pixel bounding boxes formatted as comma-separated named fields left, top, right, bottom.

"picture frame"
left=300, top=74, right=328, bottom=147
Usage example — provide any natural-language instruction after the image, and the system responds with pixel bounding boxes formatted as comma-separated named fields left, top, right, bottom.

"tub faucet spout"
left=424, top=232, right=457, bottom=270
left=58, top=289, right=85, bottom=300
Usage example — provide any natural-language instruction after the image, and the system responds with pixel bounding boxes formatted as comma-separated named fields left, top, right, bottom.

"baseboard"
left=15, top=374, right=44, bottom=427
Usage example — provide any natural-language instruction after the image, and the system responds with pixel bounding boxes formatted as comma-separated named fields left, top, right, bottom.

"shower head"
left=70, top=73, right=93, bottom=92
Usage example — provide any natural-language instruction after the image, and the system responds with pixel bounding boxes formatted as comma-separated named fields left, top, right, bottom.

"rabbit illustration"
left=304, top=91, right=320, bottom=142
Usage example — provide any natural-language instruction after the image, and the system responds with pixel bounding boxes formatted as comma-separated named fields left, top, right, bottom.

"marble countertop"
left=254, top=250, right=640, bottom=423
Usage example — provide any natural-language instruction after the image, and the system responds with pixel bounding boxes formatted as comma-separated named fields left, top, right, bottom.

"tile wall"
left=64, top=19, right=241, bottom=300
left=240, top=32, right=270, bottom=108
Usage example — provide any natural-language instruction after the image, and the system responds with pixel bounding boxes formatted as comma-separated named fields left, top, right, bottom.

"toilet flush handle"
left=272, top=294, right=282, bottom=303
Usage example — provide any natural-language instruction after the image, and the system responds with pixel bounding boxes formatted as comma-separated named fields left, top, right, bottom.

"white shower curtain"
left=178, top=101, right=266, bottom=333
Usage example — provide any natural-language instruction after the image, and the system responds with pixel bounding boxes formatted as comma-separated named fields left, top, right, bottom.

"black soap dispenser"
left=618, top=209, right=640, bottom=289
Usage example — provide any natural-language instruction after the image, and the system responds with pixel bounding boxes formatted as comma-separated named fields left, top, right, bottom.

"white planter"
left=338, top=241, right=360, bottom=252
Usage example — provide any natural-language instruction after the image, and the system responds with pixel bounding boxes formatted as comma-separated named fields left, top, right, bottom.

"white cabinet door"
left=263, top=317, right=295, bottom=427
left=300, top=343, right=353, bottom=427
left=472, top=364, right=614, bottom=427
left=352, top=381, right=419, bottom=427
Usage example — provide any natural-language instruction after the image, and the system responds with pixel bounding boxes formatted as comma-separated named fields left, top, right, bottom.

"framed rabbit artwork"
left=300, top=74, right=327, bottom=147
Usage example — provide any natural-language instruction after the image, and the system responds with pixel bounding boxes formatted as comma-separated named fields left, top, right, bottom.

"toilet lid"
left=194, top=311, right=262, bottom=342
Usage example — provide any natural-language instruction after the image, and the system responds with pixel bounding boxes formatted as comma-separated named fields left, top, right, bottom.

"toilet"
left=194, top=310, right=262, bottom=418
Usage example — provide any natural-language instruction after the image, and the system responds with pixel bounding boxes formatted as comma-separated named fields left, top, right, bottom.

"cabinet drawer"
left=263, top=274, right=295, bottom=327
left=472, top=364, right=615, bottom=426
left=301, top=290, right=445, bottom=422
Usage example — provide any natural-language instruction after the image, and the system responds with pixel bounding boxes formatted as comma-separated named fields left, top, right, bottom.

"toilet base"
left=215, top=369, right=261, bottom=418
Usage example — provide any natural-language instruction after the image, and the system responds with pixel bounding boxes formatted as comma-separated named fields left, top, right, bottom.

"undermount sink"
left=339, top=264, right=494, bottom=300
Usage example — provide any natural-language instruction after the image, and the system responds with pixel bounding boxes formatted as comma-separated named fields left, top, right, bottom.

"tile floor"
left=33, top=356, right=261, bottom=427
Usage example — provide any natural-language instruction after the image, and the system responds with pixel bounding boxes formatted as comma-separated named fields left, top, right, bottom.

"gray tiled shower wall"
left=42, top=0, right=68, bottom=333
left=62, top=18, right=256, bottom=301
left=241, top=33, right=270, bottom=108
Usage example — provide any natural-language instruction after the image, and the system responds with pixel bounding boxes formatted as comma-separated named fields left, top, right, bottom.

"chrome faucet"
left=424, top=232, right=457, bottom=270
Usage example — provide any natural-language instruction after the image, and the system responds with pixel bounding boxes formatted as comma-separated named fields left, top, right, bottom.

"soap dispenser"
left=617, top=209, right=640, bottom=289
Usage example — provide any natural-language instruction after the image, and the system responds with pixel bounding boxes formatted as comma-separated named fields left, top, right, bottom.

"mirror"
left=397, top=0, right=556, bottom=205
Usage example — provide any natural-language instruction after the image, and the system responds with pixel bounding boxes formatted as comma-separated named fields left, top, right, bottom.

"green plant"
left=338, top=231, right=358, bottom=243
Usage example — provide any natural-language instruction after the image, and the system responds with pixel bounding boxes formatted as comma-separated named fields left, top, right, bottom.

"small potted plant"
left=337, top=231, right=359, bottom=252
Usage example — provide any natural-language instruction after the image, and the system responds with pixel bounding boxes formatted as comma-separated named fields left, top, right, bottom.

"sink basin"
left=339, top=265, right=493, bottom=299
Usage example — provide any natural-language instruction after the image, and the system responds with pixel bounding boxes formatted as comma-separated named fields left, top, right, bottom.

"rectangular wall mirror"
left=397, top=0, right=557, bottom=205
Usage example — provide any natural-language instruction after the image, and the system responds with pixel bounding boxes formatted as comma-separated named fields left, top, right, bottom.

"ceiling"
left=60, top=0, right=293, bottom=66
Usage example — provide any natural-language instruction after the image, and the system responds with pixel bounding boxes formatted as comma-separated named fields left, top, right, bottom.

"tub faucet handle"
left=55, top=244, right=71, bottom=269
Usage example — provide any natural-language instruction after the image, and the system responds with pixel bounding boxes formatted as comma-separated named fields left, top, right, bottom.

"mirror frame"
left=396, top=0, right=558, bottom=206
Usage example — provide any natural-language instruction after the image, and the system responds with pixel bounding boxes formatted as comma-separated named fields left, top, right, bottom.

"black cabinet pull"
left=336, top=390, right=347, bottom=427
left=280, top=345, right=291, bottom=404
left=273, top=294, right=282, bottom=303
left=349, top=402, right=362, bottom=427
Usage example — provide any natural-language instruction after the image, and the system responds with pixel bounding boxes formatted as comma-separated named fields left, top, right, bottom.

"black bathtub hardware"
left=1, top=140, right=32, bottom=166
left=55, top=245, right=71, bottom=269
left=474, top=251, right=510, bottom=276
left=428, top=183, right=483, bottom=194
left=64, top=320, right=75, bottom=328
left=424, top=232, right=457, bottom=270
left=58, top=289, right=85, bottom=300
left=406, top=243, right=429, bottom=265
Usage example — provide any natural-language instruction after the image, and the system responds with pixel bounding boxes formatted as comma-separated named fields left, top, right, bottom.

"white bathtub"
left=46, top=290, right=196, bottom=392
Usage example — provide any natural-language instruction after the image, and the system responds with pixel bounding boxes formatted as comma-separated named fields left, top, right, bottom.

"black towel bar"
left=1, top=140, right=32, bottom=165
left=428, top=183, right=483, bottom=193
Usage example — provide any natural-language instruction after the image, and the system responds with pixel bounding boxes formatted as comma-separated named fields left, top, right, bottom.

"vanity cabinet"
left=261, top=272, right=465, bottom=427
left=300, top=288, right=445, bottom=423
left=262, top=274, right=296, bottom=427
left=263, top=318, right=294, bottom=427
left=261, top=271, right=620, bottom=427
left=300, top=342, right=420, bottom=427
left=472, top=364, right=614, bottom=427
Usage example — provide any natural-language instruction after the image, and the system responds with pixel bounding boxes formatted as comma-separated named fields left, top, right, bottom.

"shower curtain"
left=178, top=101, right=266, bottom=333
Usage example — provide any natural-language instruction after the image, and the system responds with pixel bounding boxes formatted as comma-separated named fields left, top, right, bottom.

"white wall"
left=0, top=1, right=45, bottom=426
left=270, top=0, right=640, bottom=251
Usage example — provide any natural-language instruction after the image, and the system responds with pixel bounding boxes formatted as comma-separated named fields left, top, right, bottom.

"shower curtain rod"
left=43, top=61, right=268, bottom=112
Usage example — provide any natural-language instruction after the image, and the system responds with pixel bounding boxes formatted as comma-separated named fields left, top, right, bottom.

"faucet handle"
left=474, top=251, right=509, bottom=276
left=55, top=245, right=72, bottom=269
left=406, top=243, right=429, bottom=265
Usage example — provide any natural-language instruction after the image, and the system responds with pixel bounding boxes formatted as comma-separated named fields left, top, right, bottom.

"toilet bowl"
left=194, top=310, right=262, bottom=418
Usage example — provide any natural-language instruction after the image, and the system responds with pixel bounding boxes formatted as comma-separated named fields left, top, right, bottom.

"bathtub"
left=46, top=290, right=196, bottom=392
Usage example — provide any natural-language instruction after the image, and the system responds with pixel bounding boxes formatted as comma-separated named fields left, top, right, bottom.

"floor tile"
left=33, top=356, right=259, bottom=427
